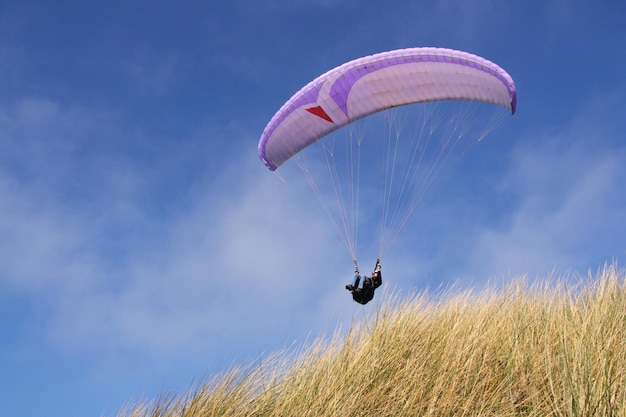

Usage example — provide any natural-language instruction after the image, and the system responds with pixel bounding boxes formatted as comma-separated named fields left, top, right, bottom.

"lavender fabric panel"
left=259, top=47, right=517, bottom=171
left=329, top=48, right=516, bottom=119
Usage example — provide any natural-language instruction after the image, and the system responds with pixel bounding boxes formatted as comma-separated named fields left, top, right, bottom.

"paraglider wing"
left=258, top=47, right=516, bottom=171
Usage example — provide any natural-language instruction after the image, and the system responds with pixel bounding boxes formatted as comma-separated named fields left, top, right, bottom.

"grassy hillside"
left=123, top=264, right=626, bottom=416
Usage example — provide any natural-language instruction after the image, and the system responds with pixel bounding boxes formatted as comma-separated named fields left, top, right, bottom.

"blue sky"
left=0, top=1, right=625, bottom=416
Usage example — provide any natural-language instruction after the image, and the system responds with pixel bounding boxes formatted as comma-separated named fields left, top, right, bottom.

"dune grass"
left=122, top=264, right=626, bottom=416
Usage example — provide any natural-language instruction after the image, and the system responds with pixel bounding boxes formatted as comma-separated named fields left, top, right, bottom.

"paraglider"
left=346, top=259, right=382, bottom=305
left=258, top=47, right=516, bottom=301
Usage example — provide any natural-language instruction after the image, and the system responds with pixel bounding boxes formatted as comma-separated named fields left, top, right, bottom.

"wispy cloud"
left=0, top=95, right=352, bottom=375
left=466, top=94, right=626, bottom=282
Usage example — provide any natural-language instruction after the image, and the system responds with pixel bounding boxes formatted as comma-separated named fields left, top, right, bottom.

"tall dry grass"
left=122, top=264, right=626, bottom=416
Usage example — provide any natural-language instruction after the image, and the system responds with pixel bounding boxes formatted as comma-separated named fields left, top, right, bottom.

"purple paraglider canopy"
left=258, top=47, right=516, bottom=171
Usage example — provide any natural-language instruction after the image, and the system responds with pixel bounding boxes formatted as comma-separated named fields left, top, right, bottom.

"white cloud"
left=0, top=87, right=363, bottom=387
left=5, top=147, right=349, bottom=369
left=466, top=108, right=626, bottom=282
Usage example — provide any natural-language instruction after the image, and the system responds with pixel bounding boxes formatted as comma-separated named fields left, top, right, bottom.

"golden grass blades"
left=120, top=263, right=626, bottom=417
